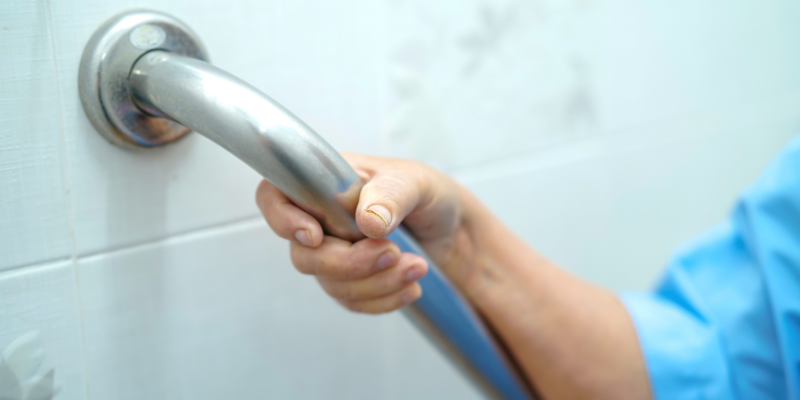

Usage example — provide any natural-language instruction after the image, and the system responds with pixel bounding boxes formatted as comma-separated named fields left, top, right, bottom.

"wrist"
left=447, top=185, right=551, bottom=307
left=443, top=185, right=513, bottom=302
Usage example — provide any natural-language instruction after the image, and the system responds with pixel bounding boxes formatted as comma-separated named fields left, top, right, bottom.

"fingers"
left=343, top=153, right=457, bottom=242
left=353, top=165, right=427, bottom=239
left=256, top=156, right=438, bottom=316
left=290, top=236, right=402, bottom=280
left=316, top=252, right=428, bottom=300
left=337, top=282, right=423, bottom=314
left=291, top=234, right=428, bottom=314
left=256, top=179, right=323, bottom=247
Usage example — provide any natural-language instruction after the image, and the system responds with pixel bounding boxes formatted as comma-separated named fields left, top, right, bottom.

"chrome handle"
left=79, top=10, right=535, bottom=400
left=130, top=51, right=365, bottom=241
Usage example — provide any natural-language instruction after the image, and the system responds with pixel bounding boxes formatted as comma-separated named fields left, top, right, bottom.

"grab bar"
left=78, top=10, right=535, bottom=400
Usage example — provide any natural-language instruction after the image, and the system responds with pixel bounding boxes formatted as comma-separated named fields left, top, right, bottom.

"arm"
left=256, top=153, right=651, bottom=400
left=451, top=187, right=651, bottom=400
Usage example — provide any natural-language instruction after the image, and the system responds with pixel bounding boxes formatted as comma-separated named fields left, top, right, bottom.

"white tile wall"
left=383, top=316, right=483, bottom=400
left=46, top=0, right=384, bottom=256
left=1, top=0, right=799, bottom=399
left=77, top=220, right=480, bottom=400
left=0, top=0, right=72, bottom=270
left=464, top=95, right=800, bottom=289
left=380, top=0, right=800, bottom=169
left=0, top=261, right=87, bottom=400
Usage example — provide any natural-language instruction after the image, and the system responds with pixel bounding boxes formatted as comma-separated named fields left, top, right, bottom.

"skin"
left=256, top=152, right=652, bottom=400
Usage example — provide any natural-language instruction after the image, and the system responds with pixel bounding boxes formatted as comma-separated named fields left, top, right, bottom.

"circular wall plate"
left=78, top=10, right=208, bottom=149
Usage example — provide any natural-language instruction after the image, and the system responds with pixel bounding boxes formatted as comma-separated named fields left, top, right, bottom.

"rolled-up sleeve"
left=622, top=135, right=800, bottom=400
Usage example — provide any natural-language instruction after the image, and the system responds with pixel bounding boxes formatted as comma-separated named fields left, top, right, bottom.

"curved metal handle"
left=79, top=10, right=535, bottom=400
left=130, top=51, right=534, bottom=400
left=130, top=51, right=365, bottom=242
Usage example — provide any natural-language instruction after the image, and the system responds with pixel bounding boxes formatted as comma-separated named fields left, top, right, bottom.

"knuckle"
left=340, top=253, right=369, bottom=280
left=371, top=177, right=408, bottom=205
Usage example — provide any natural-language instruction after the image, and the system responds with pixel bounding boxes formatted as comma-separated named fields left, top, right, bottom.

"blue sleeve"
left=622, top=135, right=800, bottom=400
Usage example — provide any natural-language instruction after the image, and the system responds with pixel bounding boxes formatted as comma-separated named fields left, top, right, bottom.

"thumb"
left=355, top=169, right=423, bottom=239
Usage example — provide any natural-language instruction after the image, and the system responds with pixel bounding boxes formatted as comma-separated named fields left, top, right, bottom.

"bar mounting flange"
left=78, top=10, right=208, bottom=149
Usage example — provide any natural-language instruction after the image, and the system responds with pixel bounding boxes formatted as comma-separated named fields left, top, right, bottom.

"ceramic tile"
left=463, top=102, right=800, bottom=290
left=77, top=220, right=396, bottom=400
left=380, top=0, right=800, bottom=170
left=6, top=1, right=800, bottom=399
left=47, top=0, right=384, bottom=256
left=0, top=261, right=87, bottom=400
left=383, top=314, right=483, bottom=400
left=0, top=1, right=72, bottom=270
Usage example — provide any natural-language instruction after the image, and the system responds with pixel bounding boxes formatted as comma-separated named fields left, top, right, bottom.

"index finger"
left=256, top=179, right=324, bottom=248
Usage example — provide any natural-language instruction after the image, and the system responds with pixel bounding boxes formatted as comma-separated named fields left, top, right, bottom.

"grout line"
left=42, top=0, right=77, bottom=270
left=0, top=257, right=74, bottom=280
left=76, top=214, right=266, bottom=262
left=42, top=1, right=91, bottom=398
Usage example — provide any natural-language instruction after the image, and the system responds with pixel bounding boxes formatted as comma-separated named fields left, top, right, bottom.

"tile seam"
left=42, top=1, right=90, bottom=399
left=76, top=214, right=266, bottom=262
left=0, top=257, right=73, bottom=280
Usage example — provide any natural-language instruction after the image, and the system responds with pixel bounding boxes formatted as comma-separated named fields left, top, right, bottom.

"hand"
left=256, top=153, right=469, bottom=313
left=256, top=153, right=652, bottom=400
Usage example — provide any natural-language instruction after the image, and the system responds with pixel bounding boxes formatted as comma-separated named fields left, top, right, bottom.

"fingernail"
left=405, top=266, right=424, bottom=283
left=366, top=205, right=392, bottom=230
left=294, top=229, right=312, bottom=247
left=376, top=251, right=396, bottom=270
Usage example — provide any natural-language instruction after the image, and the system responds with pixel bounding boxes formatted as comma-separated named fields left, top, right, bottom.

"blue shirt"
left=622, top=135, right=800, bottom=399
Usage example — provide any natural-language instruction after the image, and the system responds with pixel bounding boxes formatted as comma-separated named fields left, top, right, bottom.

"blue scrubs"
left=622, top=135, right=800, bottom=399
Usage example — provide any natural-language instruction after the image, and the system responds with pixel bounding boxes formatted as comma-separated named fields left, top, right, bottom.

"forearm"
left=446, top=187, right=651, bottom=400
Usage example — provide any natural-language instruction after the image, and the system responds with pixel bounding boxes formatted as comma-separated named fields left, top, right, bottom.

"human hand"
left=256, top=153, right=469, bottom=313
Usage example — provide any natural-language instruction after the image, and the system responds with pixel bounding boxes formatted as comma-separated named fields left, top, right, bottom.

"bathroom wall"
left=1, top=0, right=798, bottom=399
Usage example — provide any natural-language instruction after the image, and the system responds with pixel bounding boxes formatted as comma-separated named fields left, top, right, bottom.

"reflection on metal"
left=0, top=331, right=58, bottom=400
left=78, top=10, right=207, bottom=148
left=79, top=10, right=536, bottom=400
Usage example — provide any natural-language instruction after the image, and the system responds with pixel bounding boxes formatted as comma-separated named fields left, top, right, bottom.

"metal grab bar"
left=79, top=10, right=535, bottom=400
